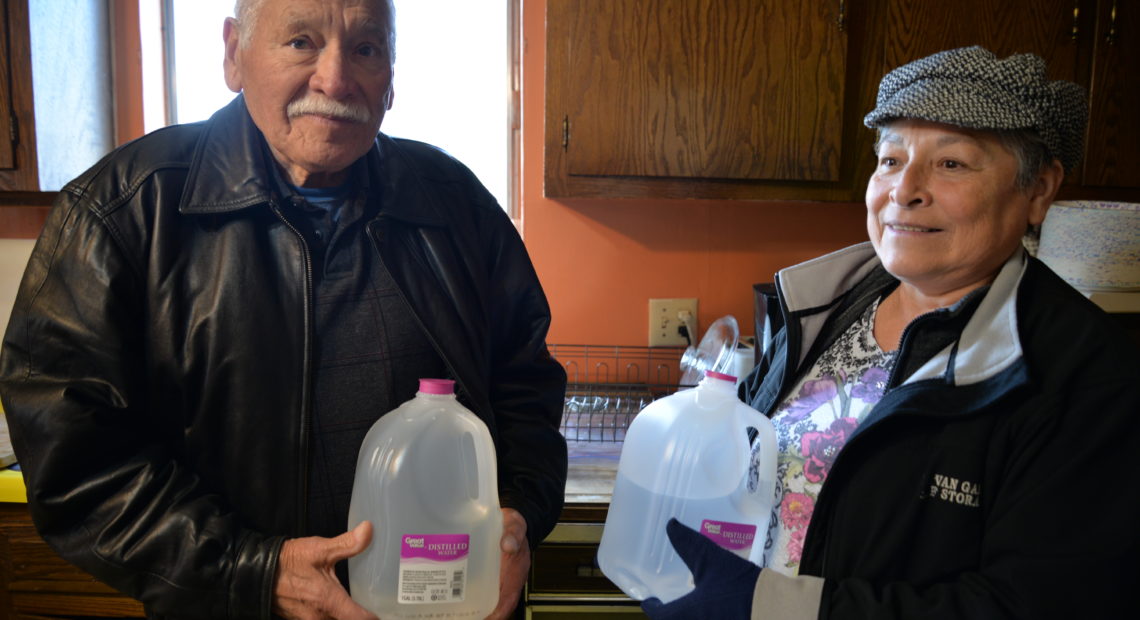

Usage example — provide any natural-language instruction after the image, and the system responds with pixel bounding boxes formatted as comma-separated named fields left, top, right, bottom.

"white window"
left=139, top=1, right=518, bottom=214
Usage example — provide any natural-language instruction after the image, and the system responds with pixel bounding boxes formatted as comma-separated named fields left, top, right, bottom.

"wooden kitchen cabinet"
left=1083, top=0, right=1140, bottom=191
left=545, top=0, right=858, bottom=201
left=0, top=503, right=145, bottom=618
left=0, top=0, right=40, bottom=192
left=878, top=0, right=1084, bottom=82
left=0, top=0, right=15, bottom=171
left=544, top=0, right=1140, bottom=202
left=877, top=0, right=1140, bottom=198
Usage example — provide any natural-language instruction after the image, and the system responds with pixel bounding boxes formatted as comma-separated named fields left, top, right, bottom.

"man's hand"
left=273, top=520, right=379, bottom=620
left=484, top=508, right=530, bottom=620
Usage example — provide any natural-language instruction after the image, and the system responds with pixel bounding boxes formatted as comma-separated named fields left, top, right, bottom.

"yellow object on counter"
left=0, top=467, right=27, bottom=503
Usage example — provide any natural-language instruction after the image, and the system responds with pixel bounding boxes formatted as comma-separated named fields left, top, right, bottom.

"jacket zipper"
left=271, top=201, right=316, bottom=535
left=364, top=219, right=469, bottom=407
left=797, top=383, right=915, bottom=575
left=796, top=310, right=946, bottom=575
left=884, top=310, right=940, bottom=390
left=771, top=274, right=803, bottom=409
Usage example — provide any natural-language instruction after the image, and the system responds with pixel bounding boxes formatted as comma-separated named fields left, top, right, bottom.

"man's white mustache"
left=286, top=96, right=371, bottom=123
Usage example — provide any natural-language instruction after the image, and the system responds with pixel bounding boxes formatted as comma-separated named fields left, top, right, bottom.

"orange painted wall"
left=519, top=0, right=869, bottom=346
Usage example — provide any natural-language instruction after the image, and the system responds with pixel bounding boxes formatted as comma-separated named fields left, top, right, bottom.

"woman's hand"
left=484, top=508, right=530, bottom=619
left=273, top=521, right=379, bottom=620
left=641, top=519, right=761, bottom=620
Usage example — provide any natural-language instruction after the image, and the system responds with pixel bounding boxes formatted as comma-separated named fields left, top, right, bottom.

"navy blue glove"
left=641, top=518, right=762, bottom=620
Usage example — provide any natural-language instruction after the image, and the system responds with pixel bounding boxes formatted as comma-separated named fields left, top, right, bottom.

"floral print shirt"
left=762, top=297, right=898, bottom=576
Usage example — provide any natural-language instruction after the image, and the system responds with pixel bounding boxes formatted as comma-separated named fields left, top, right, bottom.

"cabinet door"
left=545, top=0, right=850, bottom=199
left=881, top=0, right=1081, bottom=90
left=1, top=0, right=16, bottom=169
left=1083, top=0, right=1139, bottom=189
left=0, top=0, right=38, bottom=192
left=875, top=0, right=1100, bottom=196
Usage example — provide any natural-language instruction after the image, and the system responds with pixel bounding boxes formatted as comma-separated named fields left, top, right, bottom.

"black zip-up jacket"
left=739, top=244, right=1140, bottom=619
left=0, top=96, right=568, bottom=619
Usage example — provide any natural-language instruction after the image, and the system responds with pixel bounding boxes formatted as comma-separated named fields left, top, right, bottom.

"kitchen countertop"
left=0, top=440, right=623, bottom=507
left=564, top=440, right=622, bottom=504
left=0, top=422, right=628, bottom=507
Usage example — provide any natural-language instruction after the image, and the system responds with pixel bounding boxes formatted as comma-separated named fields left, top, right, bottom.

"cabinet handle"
left=1106, top=0, right=1118, bottom=46
left=562, top=116, right=570, bottom=151
left=1071, top=2, right=1079, bottom=41
left=837, top=0, right=846, bottom=32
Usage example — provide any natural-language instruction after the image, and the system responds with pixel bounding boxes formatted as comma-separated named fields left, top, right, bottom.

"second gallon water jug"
left=597, top=370, right=777, bottom=603
left=347, top=378, right=502, bottom=619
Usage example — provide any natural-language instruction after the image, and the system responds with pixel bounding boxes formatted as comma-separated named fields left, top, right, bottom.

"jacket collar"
left=178, top=95, right=447, bottom=228
left=904, top=250, right=1027, bottom=387
left=775, top=243, right=885, bottom=371
left=778, top=242, right=1030, bottom=388
left=179, top=95, right=274, bottom=214
left=776, top=243, right=883, bottom=315
left=368, top=134, right=448, bottom=227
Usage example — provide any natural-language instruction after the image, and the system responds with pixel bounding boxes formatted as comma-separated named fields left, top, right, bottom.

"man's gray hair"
left=232, top=0, right=396, bottom=59
left=233, top=0, right=264, bottom=50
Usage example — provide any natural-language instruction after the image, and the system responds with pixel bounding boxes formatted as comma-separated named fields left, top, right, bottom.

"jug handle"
left=473, top=428, right=499, bottom=504
left=741, top=409, right=778, bottom=505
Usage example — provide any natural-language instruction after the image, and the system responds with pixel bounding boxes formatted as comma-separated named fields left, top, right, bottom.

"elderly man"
left=635, top=47, right=1140, bottom=619
left=0, top=0, right=567, bottom=618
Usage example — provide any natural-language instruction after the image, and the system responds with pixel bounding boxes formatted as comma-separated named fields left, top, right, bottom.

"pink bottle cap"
left=418, top=378, right=455, bottom=395
left=706, top=370, right=737, bottom=383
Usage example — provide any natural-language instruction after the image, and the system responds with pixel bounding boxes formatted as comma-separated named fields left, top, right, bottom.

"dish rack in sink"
left=548, top=344, right=691, bottom=443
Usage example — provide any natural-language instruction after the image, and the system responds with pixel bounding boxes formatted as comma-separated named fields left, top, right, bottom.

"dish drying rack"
left=548, top=344, right=691, bottom=443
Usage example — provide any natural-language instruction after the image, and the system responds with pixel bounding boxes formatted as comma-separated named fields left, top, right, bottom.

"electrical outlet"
left=648, top=298, right=698, bottom=347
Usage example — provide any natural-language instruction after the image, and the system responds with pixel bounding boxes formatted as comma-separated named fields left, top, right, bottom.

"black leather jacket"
left=0, top=97, right=567, bottom=619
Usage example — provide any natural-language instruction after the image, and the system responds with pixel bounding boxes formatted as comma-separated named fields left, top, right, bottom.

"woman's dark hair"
left=873, top=126, right=1055, bottom=192
left=994, top=128, right=1055, bottom=192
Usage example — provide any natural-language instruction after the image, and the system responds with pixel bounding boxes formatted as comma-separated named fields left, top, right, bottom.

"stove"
left=526, top=346, right=688, bottom=619
left=525, top=441, right=636, bottom=619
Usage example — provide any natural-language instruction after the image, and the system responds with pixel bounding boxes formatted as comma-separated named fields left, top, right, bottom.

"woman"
left=642, top=46, right=1140, bottom=620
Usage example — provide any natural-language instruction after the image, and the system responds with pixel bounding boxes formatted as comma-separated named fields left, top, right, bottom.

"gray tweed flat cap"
left=864, top=46, right=1088, bottom=172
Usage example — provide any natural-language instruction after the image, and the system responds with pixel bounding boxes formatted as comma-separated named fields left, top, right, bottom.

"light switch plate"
left=648, top=298, right=698, bottom=347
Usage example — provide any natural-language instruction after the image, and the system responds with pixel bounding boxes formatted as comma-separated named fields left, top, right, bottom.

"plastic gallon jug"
left=348, top=378, right=502, bottom=619
left=597, top=370, right=777, bottom=603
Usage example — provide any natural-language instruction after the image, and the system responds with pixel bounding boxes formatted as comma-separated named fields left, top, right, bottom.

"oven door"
left=527, top=521, right=646, bottom=618
left=535, top=345, right=690, bottom=618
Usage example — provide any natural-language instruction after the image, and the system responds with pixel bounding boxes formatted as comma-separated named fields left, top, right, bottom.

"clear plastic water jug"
left=348, top=378, right=502, bottom=619
left=597, top=370, right=777, bottom=603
